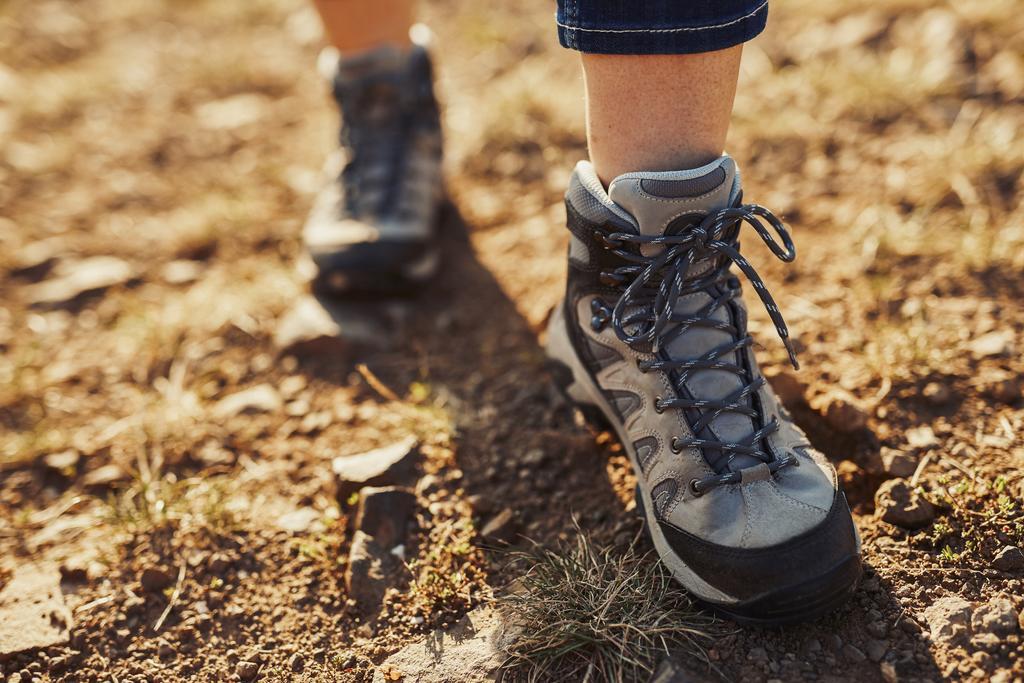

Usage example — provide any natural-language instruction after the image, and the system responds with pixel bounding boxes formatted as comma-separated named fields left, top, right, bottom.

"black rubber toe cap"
left=658, top=492, right=861, bottom=624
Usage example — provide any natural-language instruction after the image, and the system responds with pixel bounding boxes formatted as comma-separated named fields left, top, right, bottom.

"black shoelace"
left=599, top=204, right=801, bottom=495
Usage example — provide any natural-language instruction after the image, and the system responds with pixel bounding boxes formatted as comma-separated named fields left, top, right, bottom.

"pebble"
left=344, top=531, right=399, bottom=612
left=905, top=425, right=939, bottom=450
left=968, top=330, right=1013, bottom=359
left=972, top=596, right=1019, bottom=636
left=333, top=436, right=419, bottom=500
left=842, top=644, right=866, bottom=662
left=875, top=478, right=935, bottom=529
left=880, top=447, right=918, bottom=478
left=922, top=381, right=952, bottom=404
left=992, top=545, right=1024, bottom=572
left=289, top=653, right=305, bottom=673
left=42, top=449, right=80, bottom=472
left=980, top=378, right=1021, bottom=404
left=140, top=566, right=174, bottom=593
left=236, top=660, right=260, bottom=681
left=355, top=486, right=416, bottom=548
left=865, top=639, right=888, bottom=662
left=922, top=595, right=972, bottom=645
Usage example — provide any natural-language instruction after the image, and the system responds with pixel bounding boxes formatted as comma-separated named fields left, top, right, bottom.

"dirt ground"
left=1, top=0, right=1023, bottom=681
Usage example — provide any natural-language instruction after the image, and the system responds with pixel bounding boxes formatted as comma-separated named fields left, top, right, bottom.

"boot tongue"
left=608, top=155, right=762, bottom=473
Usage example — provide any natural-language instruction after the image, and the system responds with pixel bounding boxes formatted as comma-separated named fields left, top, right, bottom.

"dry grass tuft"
left=500, top=525, right=724, bottom=683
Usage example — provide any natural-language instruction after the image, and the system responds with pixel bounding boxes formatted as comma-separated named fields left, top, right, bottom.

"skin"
left=311, top=0, right=414, bottom=53
left=582, top=47, right=743, bottom=185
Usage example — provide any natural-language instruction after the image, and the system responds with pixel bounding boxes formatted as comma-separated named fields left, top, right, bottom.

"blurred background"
left=1, top=0, right=1023, bottom=681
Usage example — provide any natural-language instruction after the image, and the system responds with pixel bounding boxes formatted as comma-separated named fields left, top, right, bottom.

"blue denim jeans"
left=556, top=0, right=768, bottom=55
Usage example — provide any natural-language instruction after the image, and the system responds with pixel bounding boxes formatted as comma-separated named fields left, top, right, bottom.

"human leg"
left=546, top=0, right=862, bottom=624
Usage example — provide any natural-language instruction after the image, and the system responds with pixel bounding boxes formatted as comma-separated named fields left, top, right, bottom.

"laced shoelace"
left=598, top=204, right=801, bottom=495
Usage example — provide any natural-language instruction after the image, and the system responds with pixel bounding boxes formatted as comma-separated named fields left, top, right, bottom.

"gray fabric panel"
left=568, top=233, right=589, bottom=266
left=651, top=478, right=679, bottom=521
left=640, top=167, right=727, bottom=199
left=633, top=436, right=659, bottom=474
left=585, top=336, right=623, bottom=371
left=607, top=390, right=641, bottom=420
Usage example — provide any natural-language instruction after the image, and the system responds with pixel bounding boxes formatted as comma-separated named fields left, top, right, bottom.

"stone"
left=275, top=507, right=323, bottom=534
left=875, top=479, right=934, bottom=529
left=992, top=546, right=1024, bottom=572
left=140, top=566, right=174, bottom=593
left=922, top=381, right=952, bottom=405
left=332, top=436, right=419, bottom=500
left=865, top=639, right=887, bottom=663
left=345, top=531, right=400, bottom=612
left=981, top=378, right=1022, bottom=404
left=289, top=653, right=305, bottom=673
left=273, top=296, right=387, bottom=357
left=42, top=449, right=79, bottom=472
left=842, top=644, right=866, bottom=662
left=905, top=425, right=939, bottom=450
left=880, top=448, right=918, bottom=479
left=371, top=607, right=511, bottom=683
left=971, top=596, right=1019, bottom=636
left=820, top=395, right=869, bottom=433
left=161, top=259, right=203, bottom=285
left=355, top=487, right=416, bottom=549
left=25, top=256, right=134, bottom=306
left=236, top=660, right=261, bottom=681
left=922, top=595, right=972, bottom=645
left=212, top=384, right=282, bottom=419
left=480, top=508, right=518, bottom=544
left=968, top=330, right=1013, bottom=359
left=0, top=564, right=72, bottom=655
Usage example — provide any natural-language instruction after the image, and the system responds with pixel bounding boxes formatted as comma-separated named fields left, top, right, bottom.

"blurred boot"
left=303, top=33, right=443, bottom=294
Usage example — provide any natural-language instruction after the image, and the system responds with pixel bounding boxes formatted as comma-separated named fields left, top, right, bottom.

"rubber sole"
left=544, top=302, right=861, bottom=626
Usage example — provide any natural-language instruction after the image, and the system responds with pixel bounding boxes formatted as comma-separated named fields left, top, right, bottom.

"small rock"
left=866, top=621, right=888, bottom=639
left=0, top=564, right=72, bottom=655
left=355, top=487, right=416, bottom=548
left=42, top=449, right=79, bottom=472
left=875, top=479, right=935, bottom=529
left=279, top=375, right=308, bottom=398
left=922, top=381, right=952, bottom=404
left=480, top=508, right=518, bottom=543
left=212, top=384, right=282, bottom=419
left=820, top=395, right=869, bottom=432
left=842, top=644, right=866, bottom=662
left=345, top=531, right=400, bottom=612
left=273, top=296, right=387, bottom=357
left=880, top=448, right=918, bottom=479
left=922, top=595, right=972, bottom=645
left=332, top=436, right=419, bottom=500
left=160, top=260, right=203, bottom=285
left=865, top=639, right=887, bottom=662
left=971, top=596, right=1019, bottom=636
left=968, top=330, right=1013, bottom=359
left=275, top=507, right=323, bottom=534
left=158, top=639, right=175, bottom=660
left=905, top=425, right=939, bottom=450
left=140, top=567, right=174, bottom=593
left=25, top=256, right=134, bottom=307
left=289, top=653, right=305, bottom=673
left=236, top=660, right=261, bottom=681
left=371, top=607, right=511, bottom=683
left=980, top=378, right=1022, bottom=404
left=992, top=545, right=1024, bottom=572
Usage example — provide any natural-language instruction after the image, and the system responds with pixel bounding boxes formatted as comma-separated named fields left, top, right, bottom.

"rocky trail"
left=1, top=0, right=1023, bottom=681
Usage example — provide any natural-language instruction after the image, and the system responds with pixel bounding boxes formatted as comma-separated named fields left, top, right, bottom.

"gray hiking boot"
left=303, top=40, right=444, bottom=293
left=546, top=154, right=862, bottom=624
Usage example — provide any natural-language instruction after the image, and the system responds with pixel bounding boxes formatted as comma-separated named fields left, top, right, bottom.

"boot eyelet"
left=689, top=479, right=705, bottom=498
left=669, top=437, right=682, bottom=453
left=636, top=360, right=647, bottom=373
left=654, top=397, right=664, bottom=413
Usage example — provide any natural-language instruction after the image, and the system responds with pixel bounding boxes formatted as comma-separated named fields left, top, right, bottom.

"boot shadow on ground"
left=295, top=203, right=940, bottom=682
